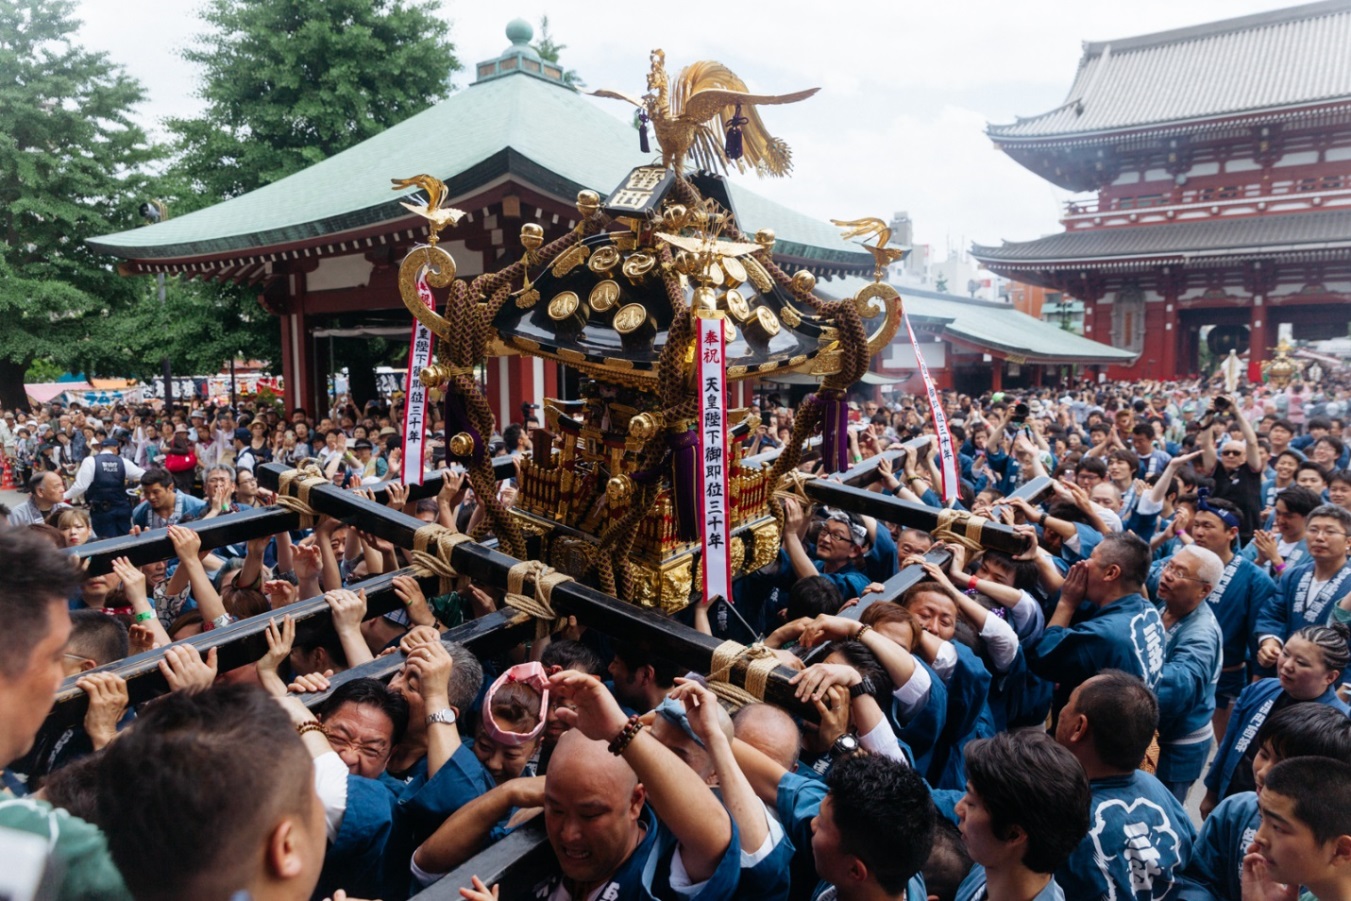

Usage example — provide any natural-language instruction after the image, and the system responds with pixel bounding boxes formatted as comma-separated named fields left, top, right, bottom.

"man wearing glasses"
left=781, top=501, right=872, bottom=601
left=1153, top=545, right=1225, bottom=804
left=1256, top=504, right=1351, bottom=668
left=1197, top=394, right=1264, bottom=544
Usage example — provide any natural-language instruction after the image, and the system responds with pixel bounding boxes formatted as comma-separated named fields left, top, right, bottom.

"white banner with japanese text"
left=698, top=313, right=732, bottom=603
left=401, top=272, right=436, bottom=486
left=904, top=313, right=959, bottom=504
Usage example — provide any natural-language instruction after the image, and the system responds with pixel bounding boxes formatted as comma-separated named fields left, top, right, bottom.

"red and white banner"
left=401, top=272, right=437, bottom=486
left=904, top=313, right=959, bottom=504
left=697, top=313, right=732, bottom=603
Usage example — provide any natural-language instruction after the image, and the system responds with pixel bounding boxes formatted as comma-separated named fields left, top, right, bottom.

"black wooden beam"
left=410, top=822, right=555, bottom=901
left=803, top=481, right=1034, bottom=556
left=291, top=608, right=532, bottom=709
left=257, top=463, right=815, bottom=717
left=69, top=506, right=301, bottom=576
left=43, top=567, right=429, bottom=730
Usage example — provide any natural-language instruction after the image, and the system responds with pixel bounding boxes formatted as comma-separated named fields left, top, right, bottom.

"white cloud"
left=72, top=0, right=1297, bottom=253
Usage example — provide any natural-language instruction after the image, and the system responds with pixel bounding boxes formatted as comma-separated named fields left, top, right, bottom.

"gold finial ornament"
left=391, top=174, right=466, bottom=244
left=449, top=432, right=475, bottom=457
left=520, top=223, right=544, bottom=251
left=591, top=51, right=819, bottom=177
left=576, top=190, right=601, bottom=217
left=791, top=270, right=816, bottom=295
left=831, top=217, right=908, bottom=282
left=1262, top=339, right=1301, bottom=389
left=754, top=228, right=775, bottom=250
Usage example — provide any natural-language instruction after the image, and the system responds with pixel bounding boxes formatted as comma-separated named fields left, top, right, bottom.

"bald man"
left=413, top=672, right=743, bottom=898
left=733, top=703, right=801, bottom=773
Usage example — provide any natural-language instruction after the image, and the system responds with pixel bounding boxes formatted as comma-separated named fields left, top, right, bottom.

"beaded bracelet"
left=296, top=722, right=326, bottom=738
left=607, top=715, right=644, bottom=756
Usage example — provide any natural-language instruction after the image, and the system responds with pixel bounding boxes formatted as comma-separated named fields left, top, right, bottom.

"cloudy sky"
left=74, top=0, right=1293, bottom=256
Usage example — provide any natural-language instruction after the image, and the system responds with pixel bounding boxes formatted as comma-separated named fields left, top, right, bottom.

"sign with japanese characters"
left=402, top=271, right=437, bottom=486
left=603, top=166, right=675, bottom=218
left=697, top=311, right=732, bottom=604
left=904, top=313, right=959, bottom=504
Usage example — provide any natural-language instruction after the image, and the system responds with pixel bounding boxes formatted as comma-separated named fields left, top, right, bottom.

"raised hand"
left=263, top=579, right=299, bottom=608
left=256, top=615, right=296, bottom=695
left=547, top=670, right=629, bottom=743
left=110, top=556, right=146, bottom=603
left=789, top=662, right=861, bottom=703
left=386, top=481, right=409, bottom=510
left=325, top=588, right=367, bottom=632
left=667, top=678, right=726, bottom=748
left=392, top=574, right=434, bottom=626
left=158, top=645, right=218, bottom=694
left=287, top=670, right=334, bottom=694
left=166, top=524, right=201, bottom=560
left=798, top=614, right=864, bottom=650
left=77, top=672, right=129, bottom=750
left=127, top=623, right=161, bottom=655
left=456, top=876, right=500, bottom=901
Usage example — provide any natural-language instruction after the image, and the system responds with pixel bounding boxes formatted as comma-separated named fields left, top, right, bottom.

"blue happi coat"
left=1179, top=791, right=1260, bottom=901
left=1057, top=771, right=1197, bottom=901
left=775, top=771, right=926, bottom=901
left=1029, top=592, right=1166, bottom=715
left=1255, top=559, right=1351, bottom=645
left=1155, top=601, right=1223, bottom=784
left=1203, top=677, right=1349, bottom=801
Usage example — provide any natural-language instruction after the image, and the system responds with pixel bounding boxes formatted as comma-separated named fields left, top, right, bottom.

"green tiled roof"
left=819, top=277, right=1136, bottom=363
left=88, top=69, right=870, bottom=268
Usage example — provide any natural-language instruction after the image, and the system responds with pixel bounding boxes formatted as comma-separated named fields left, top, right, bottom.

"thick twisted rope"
left=275, top=463, right=330, bottom=528
left=410, top=523, right=472, bottom=597
left=503, top=559, right=573, bottom=641
left=932, top=509, right=990, bottom=553
left=705, top=639, right=782, bottom=709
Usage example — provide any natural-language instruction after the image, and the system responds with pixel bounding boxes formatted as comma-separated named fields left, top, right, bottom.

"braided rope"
left=410, top=524, right=472, bottom=596
left=503, top=559, right=573, bottom=640
left=932, top=509, right=989, bottom=553
left=274, top=463, right=330, bottom=528
left=705, top=639, right=781, bottom=708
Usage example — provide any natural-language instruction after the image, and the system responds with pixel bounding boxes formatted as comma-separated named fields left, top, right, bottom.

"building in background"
left=972, top=0, right=1351, bottom=381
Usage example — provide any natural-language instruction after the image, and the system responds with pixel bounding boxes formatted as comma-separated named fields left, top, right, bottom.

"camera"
left=1212, top=396, right=1230, bottom=411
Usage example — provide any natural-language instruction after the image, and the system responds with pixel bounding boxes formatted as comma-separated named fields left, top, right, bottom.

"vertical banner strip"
left=401, top=272, right=437, bottom=486
left=697, top=313, right=732, bottom=603
left=904, top=313, right=959, bottom=504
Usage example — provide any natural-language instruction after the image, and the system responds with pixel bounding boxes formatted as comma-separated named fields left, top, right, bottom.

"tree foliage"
left=168, top=0, right=460, bottom=203
left=532, top=15, right=583, bottom=88
left=0, top=0, right=159, bottom=408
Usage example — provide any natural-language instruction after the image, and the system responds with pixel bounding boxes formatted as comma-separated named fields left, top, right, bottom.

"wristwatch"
left=425, top=708, right=457, bottom=727
left=848, top=675, right=876, bottom=700
left=830, top=733, right=860, bottom=759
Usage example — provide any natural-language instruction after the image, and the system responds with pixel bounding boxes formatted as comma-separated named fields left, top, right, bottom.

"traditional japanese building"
left=87, top=20, right=874, bottom=421
left=972, top=0, right=1351, bottom=381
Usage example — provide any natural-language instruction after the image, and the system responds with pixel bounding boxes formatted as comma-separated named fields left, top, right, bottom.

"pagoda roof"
left=88, top=57, right=869, bottom=271
left=988, top=0, right=1351, bottom=142
left=972, top=208, right=1351, bottom=269
left=820, top=278, right=1136, bottom=364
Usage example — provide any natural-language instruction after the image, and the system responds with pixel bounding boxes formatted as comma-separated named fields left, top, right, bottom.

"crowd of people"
left=3, top=374, right=1351, bottom=901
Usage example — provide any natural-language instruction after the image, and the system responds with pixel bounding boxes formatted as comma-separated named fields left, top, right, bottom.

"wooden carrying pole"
left=255, top=463, right=813, bottom=716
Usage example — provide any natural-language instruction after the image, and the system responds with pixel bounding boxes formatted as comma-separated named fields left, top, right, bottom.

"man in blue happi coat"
left=1029, top=531, right=1165, bottom=720
left=1153, top=545, right=1225, bottom=804
left=1255, top=504, right=1351, bottom=671
left=1054, top=671, right=1197, bottom=900
left=1181, top=703, right=1351, bottom=901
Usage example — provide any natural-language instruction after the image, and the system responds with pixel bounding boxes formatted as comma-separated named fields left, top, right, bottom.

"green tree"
left=0, top=0, right=159, bottom=410
left=532, top=15, right=583, bottom=88
left=168, top=0, right=460, bottom=203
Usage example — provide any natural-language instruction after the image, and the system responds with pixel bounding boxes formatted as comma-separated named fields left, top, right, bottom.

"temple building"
left=972, top=0, right=1351, bottom=381
left=88, top=21, right=874, bottom=421
left=90, top=19, right=1136, bottom=412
